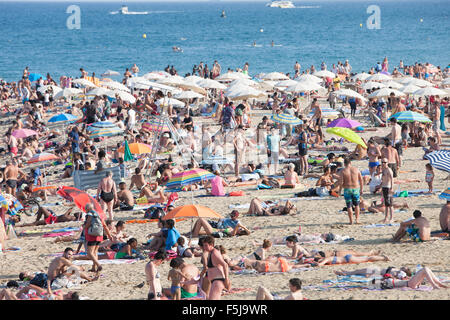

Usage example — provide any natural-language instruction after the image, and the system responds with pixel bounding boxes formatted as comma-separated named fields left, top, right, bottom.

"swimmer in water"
left=253, top=41, right=256, bottom=47
left=271, top=40, right=275, bottom=47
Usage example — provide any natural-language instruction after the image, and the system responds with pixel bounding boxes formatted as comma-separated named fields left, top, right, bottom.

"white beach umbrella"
left=362, top=81, right=387, bottom=91
left=159, top=75, right=186, bottom=86
left=285, top=82, right=315, bottom=93
left=400, top=84, right=421, bottom=94
left=365, top=74, right=392, bottom=81
left=215, top=72, right=251, bottom=82
left=53, top=88, right=82, bottom=100
left=156, top=97, right=185, bottom=107
left=37, top=85, right=62, bottom=95
left=262, top=72, right=289, bottom=81
left=368, top=88, right=405, bottom=98
left=225, top=85, right=265, bottom=100
left=413, top=87, right=448, bottom=96
left=313, top=70, right=336, bottom=78
left=395, top=76, right=415, bottom=84
left=404, top=78, right=434, bottom=88
left=442, top=78, right=450, bottom=85
left=72, top=78, right=97, bottom=88
left=174, top=90, right=204, bottom=100
left=101, top=70, right=120, bottom=77
left=86, top=87, right=115, bottom=97
left=177, top=80, right=207, bottom=95
left=384, top=81, right=403, bottom=89
left=296, top=74, right=322, bottom=83
left=143, top=72, right=169, bottom=81
left=101, top=81, right=130, bottom=92
left=113, top=90, right=136, bottom=104
left=351, top=72, right=371, bottom=81
left=197, top=78, right=227, bottom=90
left=274, top=79, right=298, bottom=88
left=334, top=89, right=366, bottom=101
left=229, top=79, right=257, bottom=87
left=258, top=81, right=277, bottom=92
left=184, top=75, right=204, bottom=84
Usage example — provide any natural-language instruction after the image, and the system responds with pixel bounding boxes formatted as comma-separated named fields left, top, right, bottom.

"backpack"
left=87, top=211, right=103, bottom=237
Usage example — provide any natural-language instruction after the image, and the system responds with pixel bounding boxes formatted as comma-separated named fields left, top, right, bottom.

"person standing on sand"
left=381, top=138, right=401, bottom=178
left=97, top=171, right=117, bottom=220
left=145, top=250, right=167, bottom=300
left=4, top=159, right=26, bottom=197
left=338, top=157, right=363, bottom=224
left=381, top=158, right=394, bottom=224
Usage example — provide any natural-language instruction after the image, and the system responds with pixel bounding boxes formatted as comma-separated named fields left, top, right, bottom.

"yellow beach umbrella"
left=326, top=127, right=367, bottom=148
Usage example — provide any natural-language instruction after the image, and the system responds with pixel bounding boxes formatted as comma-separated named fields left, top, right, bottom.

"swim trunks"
left=388, top=163, right=398, bottom=178
left=171, top=285, right=181, bottom=295
left=369, top=161, right=380, bottom=168
left=406, top=224, right=423, bottom=242
left=6, top=179, right=17, bottom=189
left=344, top=254, right=352, bottom=263
left=382, top=187, right=393, bottom=207
left=45, top=212, right=58, bottom=225
left=343, top=188, right=360, bottom=208
left=180, top=288, right=198, bottom=299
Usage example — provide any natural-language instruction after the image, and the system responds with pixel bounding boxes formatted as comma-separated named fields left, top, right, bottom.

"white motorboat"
left=266, top=1, right=295, bottom=8
left=119, top=6, right=148, bottom=15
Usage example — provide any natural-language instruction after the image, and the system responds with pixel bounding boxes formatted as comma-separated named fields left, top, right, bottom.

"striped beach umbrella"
left=271, top=113, right=303, bottom=125
left=425, top=150, right=450, bottom=173
left=48, top=113, right=79, bottom=123
left=0, top=193, right=23, bottom=216
left=389, top=111, right=431, bottom=123
left=166, top=169, right=215, bottom=189
left=142, top=119, right=170, bottom=132
left=88, top=126, right=123, bottom=139
left=439, top=187, right=450, bottom=200
left=27, top=152, right=59, bottom=164
left=87, top=121, right=118, bottom=130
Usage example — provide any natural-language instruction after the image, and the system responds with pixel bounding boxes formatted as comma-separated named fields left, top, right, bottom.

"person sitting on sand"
left=205, top=170, right=228, bottom=196
left=392, top=210, right=431, bottom=242
left=246, top=198, right=296, bottom=216
left=372, top=266, right=448, bottom=290
left=17, top=207, right=81, bottom=227
left=283, top=163, right=301, bottom=188
left=99, top=220, right=129, bottom=251
left=334, top=265, right=412, bottom=278
left=129, top=167, right=147, bottom=191
left=191, top=210, right=251, bottom=237
left=440, top=200, right=450, bottom=232
left=256, top=278, right=304, bottom=300
left=140, top=185, right=167, bottom=204
left=114, top=182, right=135, bottom=211
left=285, top=235, right=311, bottom=260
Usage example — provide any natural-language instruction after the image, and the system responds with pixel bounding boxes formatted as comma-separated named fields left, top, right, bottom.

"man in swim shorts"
left=392, top=210, right=431, bottom=242
left=338, top=157, right=363, bottom=224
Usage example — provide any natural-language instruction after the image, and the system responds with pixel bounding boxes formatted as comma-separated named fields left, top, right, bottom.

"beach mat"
left=362, top=223, right=400, bottom=228
left=72, top=259, right=137, bottom=266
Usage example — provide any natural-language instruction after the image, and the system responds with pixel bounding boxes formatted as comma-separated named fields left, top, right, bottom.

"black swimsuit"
left=100, top=190, right=114, bottom=203
left=208, top=251, right=225, bottom=284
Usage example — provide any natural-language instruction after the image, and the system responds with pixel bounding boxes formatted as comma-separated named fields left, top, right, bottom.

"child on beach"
left=167, top=259, right=187, bottom=300
left=425, top=164, right=434, bottom=193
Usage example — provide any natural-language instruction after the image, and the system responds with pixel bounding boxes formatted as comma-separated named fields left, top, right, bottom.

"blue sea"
left=0, top=0, right=449, bottom=81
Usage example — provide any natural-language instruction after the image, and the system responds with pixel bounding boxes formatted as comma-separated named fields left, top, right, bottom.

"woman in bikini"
left=201, top=235, right=231, bottom=300
left=314, top=252, right=390, bottom=266
left=373, top=266, right=448, bottom=290
left=246, top=198, right=296, bottom=216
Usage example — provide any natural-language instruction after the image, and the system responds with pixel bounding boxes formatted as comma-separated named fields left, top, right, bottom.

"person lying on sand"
left=190, top=211, right=251, bottom=237
left=313, top=252, right=390, bottom=266
left=0, top=285, right=80, bottom=300
left=392, top=210, right=431, bottom=242
left=17, top=207, right=82, bottom=227
left=246, top=198, right=297, bottom=216
left=372, top=266, right=448, bottom=290
left=242, top=256, right=310, bottom=273
left=256, top=278, right=303, bottom=300
left=334, top=266, right=412, bottom=278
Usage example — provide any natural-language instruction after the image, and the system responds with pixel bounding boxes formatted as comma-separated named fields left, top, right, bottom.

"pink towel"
left=43, top=231, right=74, bottom=238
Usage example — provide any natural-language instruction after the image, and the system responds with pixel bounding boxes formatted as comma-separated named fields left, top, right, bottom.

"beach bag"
left=87, top=212, right=103, bottom=237
left=144, top=206, right=165, bottom=220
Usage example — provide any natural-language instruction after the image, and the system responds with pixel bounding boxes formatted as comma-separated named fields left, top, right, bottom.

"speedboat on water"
left=266, top=1, right=295, bottom=8
left=119, top=6, right=148, bottom=15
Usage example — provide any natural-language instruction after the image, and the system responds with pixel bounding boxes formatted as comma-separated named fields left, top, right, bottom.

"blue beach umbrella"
left=389, top=111, right=431, bottom=123
left=87, top=121, right=118, bottom=129
left=271, top=113, right=303, bottom=125
left=48, top=113, right=79, bottom=123
left=425, top=150, right=450, bottom=173
left=29, top=73, right=44, bottom=82
left=439, top=187, right=450, bottom=200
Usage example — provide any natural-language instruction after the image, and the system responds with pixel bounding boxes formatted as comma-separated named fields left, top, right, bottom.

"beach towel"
left=72, top=259, right=137, bottom=266
left=362, top=223, right=400, bottom=228
left=222, top=288, right=253, bottom=296
left=148, top=250, right=177, bottom=260
left=43, top=231, right=74, bottom=238
left=229, top=191, right=245, bottom=197
left=257, top=184, right=272, bottom=190
left=126, top=218, right=186, bottom=224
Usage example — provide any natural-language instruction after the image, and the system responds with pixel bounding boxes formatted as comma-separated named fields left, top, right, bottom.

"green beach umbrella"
left=123, top=140, right=133, bottom=162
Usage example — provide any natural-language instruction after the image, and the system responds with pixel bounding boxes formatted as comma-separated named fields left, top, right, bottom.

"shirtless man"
left=47, top=247, right=98, bottom=293
left=381, top=138, right=401, bottom=178
left=4, top=159, right=26, bottom=197
left=311, top=100, right=322, bottom=126
left=129, top=167, right=147, bottom=191
left=367, top=138, right=382, bottom=175
left=392, top=210, right=431, bottom=242
left=97, top=171, right=117, bottom=220
left=388, top=118, right=403, bottom=156
left=439, top=201, right=450, bottom=232
left=381, top=158, right=394, bottom=223
left=256, top=278, right=303, bottom=300
left=338, top=157, right=363, bottom=224
left=140, top=185, right=167, bottom=203
left=115, top=182, right=134, bottom=211
left=18, top=207, right=81, bottom=227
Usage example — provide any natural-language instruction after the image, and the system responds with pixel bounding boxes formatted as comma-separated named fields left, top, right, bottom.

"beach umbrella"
left=166, top=168, right=216, bottom=189
left=159, top=75, right=185, bottom=86
left=327, top=118, right=362, bottom=129
left=122, top=140, right=133, bottom=162
left=163, top=204, right=223, bottom=221
left=368, top=88, right=405, bottom=98
left=273, top=79, right=298, bottom=88
left=425, top=150, right=450, bottom=173
left=184, top=75, right=204, bottom=83
left=404, top=78, right=434, bottom=88
left=296, top=74, right=322, bottom=83
left=313, top=70, right=336, bottom=78
left=156, top=97, right=185, bottom=108
left=48, top=113, right=79, bottom=124
left=88, top=126, right=123, bottom=139
left=88, top=121, right=118, bottom=129
left=262, top=72, right=289, bottom=81
left=174, top=91, right=204, bottom=100
left=308, top=107, right=340, bottom=119
left=86, top=87, right=115, bottom=97
left=177, top=80, right=207, bottom=95
left=271, top=113, right=303, bottom=125
left=362, top=81, right=387, bottom=91
left=326, top=127, right=367, bottom=148
left=439, top=187, right=450, bottom=200
left=413, top=87, right=448, bottom=97
left=37, top=85, right=62, bottom=95
left=12, top=129, right=38, bottom=139
left=285, top=81, right=323, bottom=93
left=400, top=84, right=421, bottom=94
left=388, top=111, right=431, bottom=123
left=101, top=81, right=130, bottom=92
left=216, top=72, right=251, bottom=82
left=334, top=89, right=366, bottom=101
left=142, top=119, right=170, bottom=133
left=225, top=86, right=265, bottom=100
left=384, top=81, right=403, bottom=89
left=72, top=78, right=97, bottom=88
left=27, top=152, right=59, bottom=164
left=143, top=72, right=169, bottom=81
left=442, top=78, right=450, bottom=85
left=197, top=78, right=227, bottom=90
left=118, top=142, right=152, bottom=155
left=229, top=79, right=257, bottom=87
left=57, top=186, right=105, bottom=219
left=53, top=88, right=82, bottom=100
left=351, top=73, right=371, bottom=81
left=113, top=90, right=136, bottom=104
left=101, top=70, right=120, bottom=77
left=366, top=74, right=392, bottom=81
left=28, top=73, right=44, bottom=82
